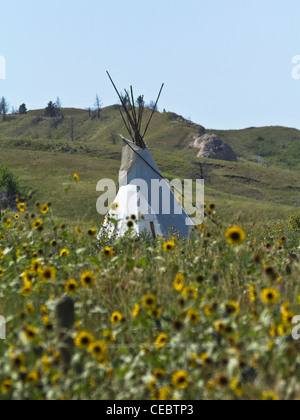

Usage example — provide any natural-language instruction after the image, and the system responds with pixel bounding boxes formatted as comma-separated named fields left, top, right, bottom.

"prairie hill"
left=0, top=107, right=299, bottom=224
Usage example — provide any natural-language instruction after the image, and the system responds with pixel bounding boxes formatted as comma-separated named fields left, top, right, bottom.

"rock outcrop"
left=191, top=134, right=237, bottom=162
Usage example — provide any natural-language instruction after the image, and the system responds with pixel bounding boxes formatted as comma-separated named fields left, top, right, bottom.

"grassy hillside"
left=0, top=107, right=299, bottom=224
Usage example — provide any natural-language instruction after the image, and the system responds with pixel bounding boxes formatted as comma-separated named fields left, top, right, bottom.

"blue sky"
left=0, top=0, right=299, bottom=129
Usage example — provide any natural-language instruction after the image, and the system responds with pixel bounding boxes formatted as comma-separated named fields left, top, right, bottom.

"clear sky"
left=0, top=0, right=299, bottom=130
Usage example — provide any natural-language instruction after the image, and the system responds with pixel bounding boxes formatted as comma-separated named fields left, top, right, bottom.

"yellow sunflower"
left=262, top=392, right=279, bottom=401
left=225, top=301, right=240, bottom=316
left=225, top=226, right=246, bottom=245
left=163, top=241, right=175, bottom=252
left=21, top=284, right=33, bottom=297
left=1, top=379, right=13, bottom=395
left=173, top=273, right=185, bottom=291
left=103, top=247, right=115, bottom=258
left=142, top=294, right=157, bottom=309
left=102, top=329, right=115, bottom=344
left=111, top=311, right=123, bottom=325
left=80, top=271, right=95, bottom=288
left=40, top=204, right=49, bottom=214
left=24, top=326, right=38, bottom=342
left=64, top=279, right=79, bottom=295
left=155, top=333, right=168, bottom=349
left=187, top=308, right=200, bottom=324
left=74, top=331, right=95, bottom=350
left=89, top=341, right=107, bottom=358
left=261, top=288, right=280, bottom=305
left=39, top=266, right=56, bottom=282
left=60, top=248, right=70, bottom=258
left=132, top=303, right=140, bottom=318
left=172, top=371, right=189, bottom=389
left=74, top=173, right=79, bottom=183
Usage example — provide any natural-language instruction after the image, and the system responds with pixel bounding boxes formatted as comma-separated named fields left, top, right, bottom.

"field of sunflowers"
left=0, top=191, right=300, bottom=400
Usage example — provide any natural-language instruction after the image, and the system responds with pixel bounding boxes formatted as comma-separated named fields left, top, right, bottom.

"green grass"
left=0, top=107, right=299, bottom=224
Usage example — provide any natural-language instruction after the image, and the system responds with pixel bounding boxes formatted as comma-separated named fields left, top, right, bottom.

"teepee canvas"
left=99, top=73, right=195, bottom=239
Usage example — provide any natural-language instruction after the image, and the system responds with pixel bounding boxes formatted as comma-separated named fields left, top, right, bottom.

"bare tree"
left=94, top=95, right=102, bottom=119
left=70, top=117, right=74, bottom=141
left=0, top=97, right=9, bottom=121
left=55, top=97, right=64, bottom=119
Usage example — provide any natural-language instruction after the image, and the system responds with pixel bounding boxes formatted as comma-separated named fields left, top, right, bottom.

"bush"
left=0, top=166, right=20, bottom=209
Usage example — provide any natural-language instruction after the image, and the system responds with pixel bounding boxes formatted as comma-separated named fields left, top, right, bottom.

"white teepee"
left=99, top=73, right=195, bottom=239
left=100, top=137, right=194, bottom=239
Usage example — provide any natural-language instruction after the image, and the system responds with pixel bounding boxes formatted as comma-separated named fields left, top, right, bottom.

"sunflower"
left=17, top=202, right=26, bottom=212
left=14, top=214, right=19, bottom=220
left=182, top=286, right=198, bottom=300
left=187, top=308, right=200, bottom=324
left=39, top=266, right=56, bottom=282
left=74, top=173, right=79, bottom=183
left=110, top=202, right=119, bottom=212
left=153, top=369, right=166, bottom=381
left=26, top=369, right=40, bottom=384
left=0, top=250, right=4, bottom=260
left=80, top=271, right=95, bottom=288
left=225, top=226, right=246, bottom=246
left=103, top=247, right=115, bottom=258
left=102, top=329, right=115, bottom=344
left=127, top=220, right=134, bottom=228
left=132, top=303, right=140, bottom=318
left=214, top=320, right=226, bottom=334
left=282, top=311, right=295, bottom=325
left=249, top=285, right=256, bottom=303
left=148, top=308, right=162, bottom=320
left=262, top=392, right=279, bottom=401
left=142, top=294, right=157, bottom=309
left=32, top=219, right=43, bottom=230
left=65, top=279, right=79, bottom=295
left=87, top=228, right=97, bottom=236
left=261, top=288, right=280, bottom=305
left=264, top=265, right=277, bottom=280
left=0, top=267, right=4, bottom=277
left=74, top=331, right=95, bottom=350
left=11, top=354, right=26, bottom=370
left=155, top=333, right=168, bottom=349
left=21, top=284, right=33, bottom=297
left=30, top=259, right=41, bottom=275
left=25, top=304, right=35, bottom=316
left=163, top=241, right=175, bottom=252
left=173, top=273, right=185, bottom=291
left=1, top=379, right=13, bottom=395
left=200, top=353, right=213, bottom=366
left=40, top=204, right=49, bottom=214
left=111, top=311, right=123, bottom=325
left=215, top=373, right=229, bottom=388
left=225, top=301, right=240, bottom=316
left=60, top=248, right=70, bottom=258
left=230, top=378, right=244, bottom=396
left=24, top=326, right=38, bottom=342
left=89, top=341, right=107, bottom=358
left=172, top=371, right=189, bottom=389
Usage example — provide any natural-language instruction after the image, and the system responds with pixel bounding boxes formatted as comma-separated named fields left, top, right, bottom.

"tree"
left=0, top=97, right=9, bottom=121
left=55, top=97, right=64, bottom=119
left=45, top=101, right=57, bottom=118
left=19, top=103, right=27, bottom=114
left=94, top=95, right=102, bottom=119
